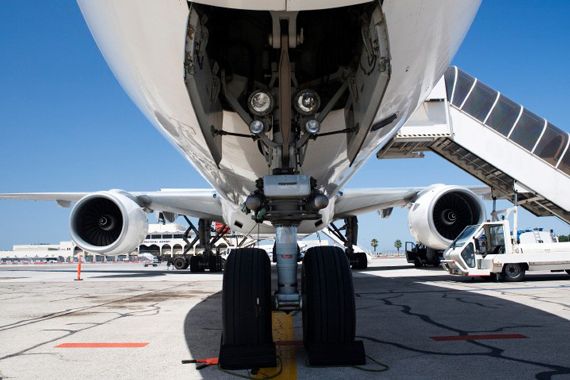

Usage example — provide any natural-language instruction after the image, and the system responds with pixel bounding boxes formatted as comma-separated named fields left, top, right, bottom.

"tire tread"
left=303, top=246, right=355, bottom=344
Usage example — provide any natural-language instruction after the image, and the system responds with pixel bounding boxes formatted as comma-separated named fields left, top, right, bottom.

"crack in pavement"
left=357, top=292, right=570, bottom=379
left=0, top=302, right=164, bottom=362
left=0, top=283, right=186, bottom=333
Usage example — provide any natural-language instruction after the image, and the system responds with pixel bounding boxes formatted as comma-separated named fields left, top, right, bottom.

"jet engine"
left=408, top=185, right=485, bottom=250
left=70, top=191, right=148, bottom=255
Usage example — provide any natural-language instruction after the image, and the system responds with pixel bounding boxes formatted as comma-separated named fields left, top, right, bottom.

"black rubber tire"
left=349, top=251, right=368, bottom=270
left=302, top=246, right=356, bottom=345
left=425, top=248, right=441, bottom=267
left=357, top=251, right=368, bottom=269
left=222, top=248, right=272, bottom=347
left=208, top=255, right=223, bottom=272
left=190, top=255, right=204, bottom=272
left=502, top=263, right=525, bottom=282
left=272, top=243, right=277, bottom=263
left=173, top=256, right=189, bottom=270
left=413, top=258, right=423, bottom=268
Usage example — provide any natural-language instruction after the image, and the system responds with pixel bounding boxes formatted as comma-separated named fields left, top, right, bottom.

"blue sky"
left=0, top=1, right=569, bottom=251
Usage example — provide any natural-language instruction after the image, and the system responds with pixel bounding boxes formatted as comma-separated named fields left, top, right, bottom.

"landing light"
left=248, top=90, right=273, bottom=116
left=305, top=120, right=320, bottom=135
left=295, top=89, right=320, bottom=115
left=249, top=120, right=265, bottom=135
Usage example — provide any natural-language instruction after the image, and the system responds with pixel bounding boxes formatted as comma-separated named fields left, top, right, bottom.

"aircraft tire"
left=356, top=251, right=368, bottom=270
left=208, top=255, right=223, bottom=272
left=302, top=246, right=356, bottom=344
left=190, top=255, right=204, bottom=272
left=219, top=248, right=275, bottom=369
left=502, top=263, right=525, bottom=282
left=302, top=246, right=365, bottom=365
left=173, top=256, right=189, bottom=270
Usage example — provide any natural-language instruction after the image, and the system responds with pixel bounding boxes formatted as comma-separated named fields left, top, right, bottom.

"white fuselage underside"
left=77, top=0, right=480, bottom=233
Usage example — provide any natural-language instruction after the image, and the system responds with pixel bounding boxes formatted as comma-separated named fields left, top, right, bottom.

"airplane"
left=0, top=0, right=486, bottom=369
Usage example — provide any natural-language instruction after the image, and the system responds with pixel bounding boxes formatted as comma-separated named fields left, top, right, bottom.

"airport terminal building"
left=0, top=224, right=198, bottom=263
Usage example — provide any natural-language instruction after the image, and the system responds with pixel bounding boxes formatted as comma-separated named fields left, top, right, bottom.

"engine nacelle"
left=408, top=185, right=485, bottom=250
left=70, top=190, right=148, bottom=255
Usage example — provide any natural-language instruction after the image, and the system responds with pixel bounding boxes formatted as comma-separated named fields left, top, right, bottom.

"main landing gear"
left=172, top=217, right=225, bottom=272
left=328, top=216, right=368, bottom=270
left=219, top=245, right=365, bottom=369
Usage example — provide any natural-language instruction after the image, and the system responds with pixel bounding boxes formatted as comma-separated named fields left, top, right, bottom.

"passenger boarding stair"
left=377, top=66, right=570, bottom=223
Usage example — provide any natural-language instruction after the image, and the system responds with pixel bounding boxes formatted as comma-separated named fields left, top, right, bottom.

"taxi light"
left=248, top=90, right=273, bottom=116
left=249, top=120, right=265, bottom=135
left=294, top=89, right=320, bottom=115
left=305, top=120, right=320, bottom=135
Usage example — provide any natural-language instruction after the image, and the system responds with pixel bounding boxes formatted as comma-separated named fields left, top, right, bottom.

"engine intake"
left=408, top=185, right=485, bottom=250
left=70, top=191, right=148, bottom=255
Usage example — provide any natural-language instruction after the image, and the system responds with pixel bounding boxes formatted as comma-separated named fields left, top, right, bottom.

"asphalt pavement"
left=0, top=259, right=569, bottom=379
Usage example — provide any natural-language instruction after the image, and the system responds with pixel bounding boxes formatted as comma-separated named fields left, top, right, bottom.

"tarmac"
left=0, top=257, right=569, bottom=379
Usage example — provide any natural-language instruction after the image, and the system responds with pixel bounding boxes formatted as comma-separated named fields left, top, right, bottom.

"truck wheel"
left=502, top=263, right=525, bottom=282
left=173, top=256, right=189, bottom=270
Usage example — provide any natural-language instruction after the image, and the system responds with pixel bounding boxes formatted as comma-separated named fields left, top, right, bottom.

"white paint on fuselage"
left=77, top=0, right=481, bottom=234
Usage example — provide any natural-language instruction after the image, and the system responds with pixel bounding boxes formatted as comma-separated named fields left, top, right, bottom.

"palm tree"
left=394, top=239, right=402, bottom=254
left=370, top=238, right=379, bottom=254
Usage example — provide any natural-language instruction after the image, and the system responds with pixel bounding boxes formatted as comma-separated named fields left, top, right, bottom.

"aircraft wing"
left=334, top=185, right=492, bottom=218
left=0, top=189, right=223, bottom=221
left=0, top=193, right=88, bottom=208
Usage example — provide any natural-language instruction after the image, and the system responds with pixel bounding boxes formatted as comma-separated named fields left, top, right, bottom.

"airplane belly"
left=282, top=0, right=481, bottom=194
left=78, top=0, right=480, bottom=207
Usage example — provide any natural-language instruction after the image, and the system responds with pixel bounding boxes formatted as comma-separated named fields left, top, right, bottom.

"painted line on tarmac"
left=431, top=333, right=527, bottom=342
left=256, top=312, right=297, bottom=379
left=56, top=342, right=149, bottom=348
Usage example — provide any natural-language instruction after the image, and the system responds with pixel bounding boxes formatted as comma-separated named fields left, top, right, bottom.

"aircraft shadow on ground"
left=183, top=269, right=570, bottom=379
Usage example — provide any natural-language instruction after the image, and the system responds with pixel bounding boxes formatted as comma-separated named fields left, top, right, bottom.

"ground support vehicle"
left=442, top=208, right=570, bottom=281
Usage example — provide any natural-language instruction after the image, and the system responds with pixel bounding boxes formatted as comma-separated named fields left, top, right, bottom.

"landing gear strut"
left=177, top=217, right=225, bottom=272
left=328, top=216, right=368, bottom=270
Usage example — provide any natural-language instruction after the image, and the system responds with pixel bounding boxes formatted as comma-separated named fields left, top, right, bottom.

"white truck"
left=441, top=207, right=570, bottom=281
